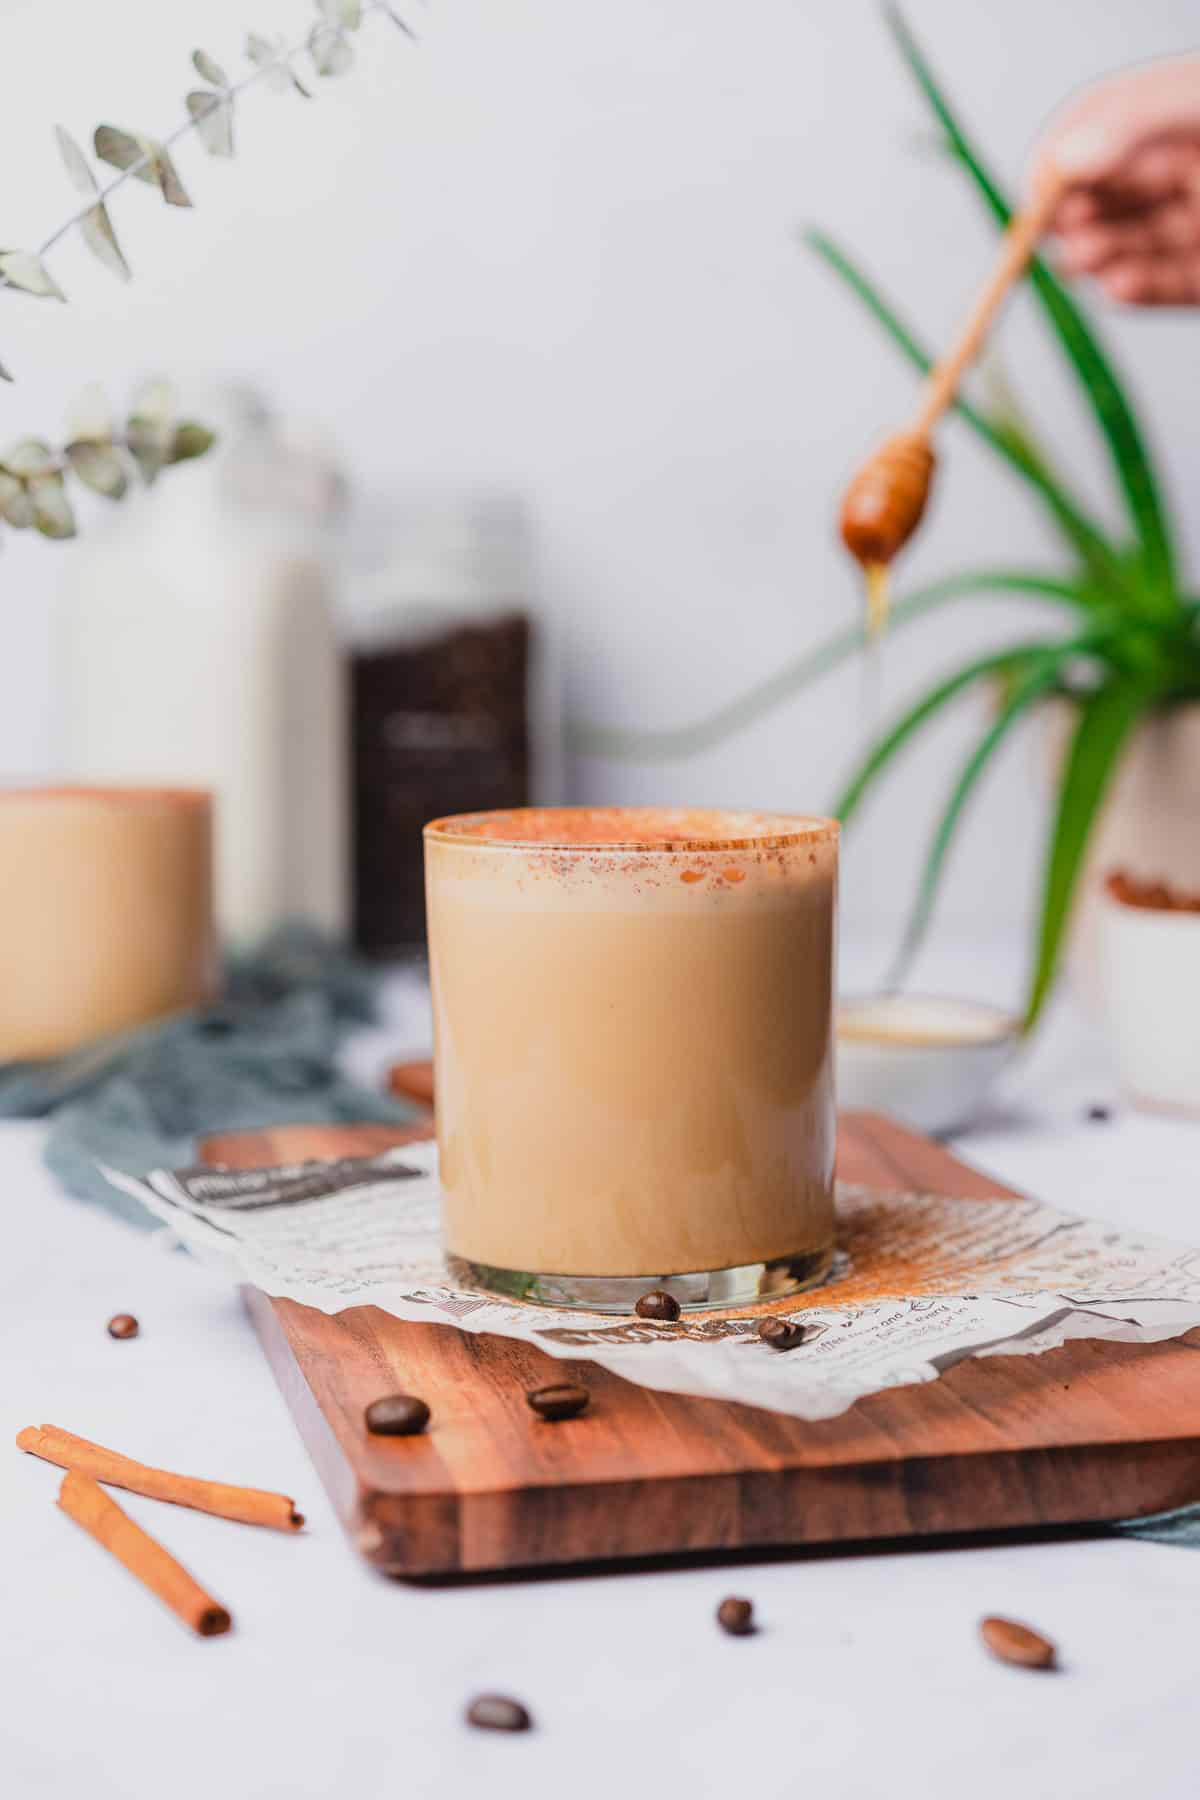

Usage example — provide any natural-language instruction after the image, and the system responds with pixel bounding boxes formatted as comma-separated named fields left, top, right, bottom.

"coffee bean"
left=465, top=1694, right=532, bottom=1733
left=979, top=1615, right=1057, bottom=1670
left=757, top=1317, right=805, bottom=1351
left=635, top=1290, right=680, bottom=1321
left=1086, top=1104, right=1112, bottom=1123
left=526, top=1382, right=589, bottom=1421
left=365, top=1394, right=430, bottom=1436
left=106, top=1314, right=139, bottom=1340
left=716, top=1596, right=755, bottom=1636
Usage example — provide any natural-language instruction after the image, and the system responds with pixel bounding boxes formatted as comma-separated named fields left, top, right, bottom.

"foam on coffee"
left=430, top=805, right=830, bottom=848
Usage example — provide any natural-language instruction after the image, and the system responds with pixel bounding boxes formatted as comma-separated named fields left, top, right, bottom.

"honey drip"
left=863, top=561, right=891, bottom=640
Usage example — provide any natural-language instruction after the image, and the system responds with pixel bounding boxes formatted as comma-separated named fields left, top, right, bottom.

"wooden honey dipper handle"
left=840, top=168, right=1066, bottom=573
left=909, top=171, right=1066, bottom=440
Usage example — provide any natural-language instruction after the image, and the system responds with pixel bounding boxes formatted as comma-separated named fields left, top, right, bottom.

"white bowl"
left=837, top=993, right=1019, bottom=1137
left=1100, top=895, right=1200, bottom=1116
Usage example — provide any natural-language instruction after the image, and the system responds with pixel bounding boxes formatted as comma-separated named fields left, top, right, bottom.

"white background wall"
left=2, top=0, right=1197, bottom=981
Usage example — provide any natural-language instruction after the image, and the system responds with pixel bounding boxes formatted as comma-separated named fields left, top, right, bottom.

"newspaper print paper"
left=103, top=1143, right=1200, bottom=1422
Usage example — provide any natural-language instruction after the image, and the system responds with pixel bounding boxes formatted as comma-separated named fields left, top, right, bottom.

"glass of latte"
left=424, top=807, right=837, bottom=1312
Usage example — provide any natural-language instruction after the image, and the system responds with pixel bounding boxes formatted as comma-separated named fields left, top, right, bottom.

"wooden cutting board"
left=205, top=1110, right=1200, bottom=1578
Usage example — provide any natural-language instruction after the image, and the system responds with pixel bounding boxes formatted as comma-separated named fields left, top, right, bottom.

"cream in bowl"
left=837, top=993, right=1018, bottom=1136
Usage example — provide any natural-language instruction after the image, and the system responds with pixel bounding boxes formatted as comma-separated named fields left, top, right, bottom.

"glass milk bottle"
left=60, top=395, right=347, bottom=947
left=345, top=490, right=558, bottom=956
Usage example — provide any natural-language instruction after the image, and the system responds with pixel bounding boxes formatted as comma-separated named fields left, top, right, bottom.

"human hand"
left=1031, top=56, right=1200, bottom=304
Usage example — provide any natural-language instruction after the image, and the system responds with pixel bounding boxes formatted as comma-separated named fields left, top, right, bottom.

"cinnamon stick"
left=58, top=1471, right=232, bottom=1637
left=16, top=1424, right=304, bottom=1532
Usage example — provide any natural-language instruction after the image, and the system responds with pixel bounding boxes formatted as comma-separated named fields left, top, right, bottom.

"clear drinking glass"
left=424, top=806, right=838, bottom=1312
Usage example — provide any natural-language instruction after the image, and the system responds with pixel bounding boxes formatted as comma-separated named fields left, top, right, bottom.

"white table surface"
left=4, top=944, right=1200, bottom=1800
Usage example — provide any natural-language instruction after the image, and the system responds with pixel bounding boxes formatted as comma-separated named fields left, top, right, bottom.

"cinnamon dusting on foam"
left=424, top=805, right=836, bottom=852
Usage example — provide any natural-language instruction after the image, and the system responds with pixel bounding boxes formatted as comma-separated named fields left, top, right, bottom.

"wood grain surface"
left=206, top=1107, right=1200, bottom=1578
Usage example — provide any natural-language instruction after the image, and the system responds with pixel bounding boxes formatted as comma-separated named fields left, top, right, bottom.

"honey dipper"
left=839, top=169, right=1066, bottom=630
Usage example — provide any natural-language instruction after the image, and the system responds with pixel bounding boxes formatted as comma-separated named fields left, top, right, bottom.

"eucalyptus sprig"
left=1, top=1, right=415, bottom=339
left=0, top=0, right=417, bottom=541
left=0, top=381, right=214, bottom=540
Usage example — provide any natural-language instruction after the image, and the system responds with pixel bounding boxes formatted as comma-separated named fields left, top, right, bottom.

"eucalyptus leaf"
left=66, top=440, right=128, bottom=499
left=133, top=378, right=174, bottom=424
left=125, top=415, right=172, bottom=486
left=247, top=33, right=310, bottom=97
left=187, top=91, right=235, bottom=157
left=94, top=126, right=191, bottom=207
left=167, top=421, right=216, bottom=464
left=192, top=48, right=230, bottom=88
left=93, top=125, right=154, bottom=181
left=246, top=32, right=288, bottom=90
left=55, top=124, right=97, bottom=195
left=146, top=144, right=191, bottom=208
left=29, top=474, right=76, bottom=539
left=66, top=383, right=113, bottom=444
left=320, top=0, right=363, bottom=26
left=0, top=481, right=34, bottom=528
left=79, top=202, right=131, bottom=282
left=0, top=252, right=65, bottom=301
left=0, top=471, right=26, bottom=522
left=310, top=24, right=354, bottom=77
left=2, top=438, right=56, bottom=478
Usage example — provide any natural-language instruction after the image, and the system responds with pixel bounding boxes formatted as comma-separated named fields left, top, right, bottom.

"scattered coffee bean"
left=106, top=1314, right=139, bottom=1340
left=717, top=1596, right=755, bottom=1636
left=757, top=1317, right=805, bottom=1351
left=465, top=1694, right=532, bottom=1733
left=979, top=1615, right=1057, bottom=1670
left=526, top=1382, right=589, bottom=1421
left=1086, top=1104, right=1112, bottom=1123
left=365, top=1393, right=430, bottom=1437
left=635, top=1290, right=680, bottom=1322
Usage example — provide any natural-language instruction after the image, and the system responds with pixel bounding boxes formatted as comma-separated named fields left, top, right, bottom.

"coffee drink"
left=425, top=807, right=837, bottom=1311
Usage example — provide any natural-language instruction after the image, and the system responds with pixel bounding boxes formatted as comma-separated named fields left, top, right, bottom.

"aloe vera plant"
left=577, top=3, right=1200, bottom=1030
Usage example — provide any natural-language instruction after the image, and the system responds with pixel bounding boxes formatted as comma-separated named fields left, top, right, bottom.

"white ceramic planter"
left=1043, top=700, right=1200, bottom=1004
left=1100, top=894, right=1200, bottom=1116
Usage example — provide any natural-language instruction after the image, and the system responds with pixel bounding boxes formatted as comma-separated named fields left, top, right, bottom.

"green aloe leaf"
left=885, top=650, right=1068, bottom=985
left=806, top=229, right=1124, bottom=596
left=884, top=3, right=1176, bottom=602
left=1023, top=675, right=1158, bottom=1030
left=832, top=635, right=1092, bottom=824
left=572, top=568, right=1086, bottom=761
